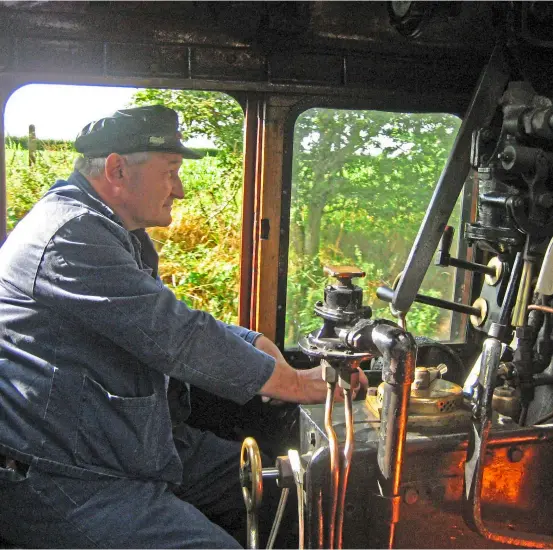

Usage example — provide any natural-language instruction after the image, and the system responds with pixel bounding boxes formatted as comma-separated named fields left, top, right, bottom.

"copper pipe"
left=335, top=385, right=354, bottom=549
left=324, top=381, right=339, bottom=550
left=317, top=488, right=324, bottom=549
left=528, top=304, right=553, bottom=315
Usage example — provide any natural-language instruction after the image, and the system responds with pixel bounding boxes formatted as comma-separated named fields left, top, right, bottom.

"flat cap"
left=74, top=105, right=201, bottom=159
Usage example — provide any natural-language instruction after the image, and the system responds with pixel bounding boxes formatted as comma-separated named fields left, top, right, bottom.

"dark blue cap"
left=75, top=105, right=201, bottom=159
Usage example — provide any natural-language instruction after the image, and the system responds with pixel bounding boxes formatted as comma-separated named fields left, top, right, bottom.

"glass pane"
left=4, top=85, right=244, bottom=324
left=285, top=108, right=462, bottom=349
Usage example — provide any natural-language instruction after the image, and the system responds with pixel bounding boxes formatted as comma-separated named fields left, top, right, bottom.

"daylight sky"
left=4, top=83, right=212, bottom=148
left=4, top=84, right=139, bottom=140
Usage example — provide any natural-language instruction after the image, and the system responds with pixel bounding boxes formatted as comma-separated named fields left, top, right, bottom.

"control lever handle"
left=436, top=226, right=497, bottom=276
left=377, top=285, right=481, bottom=317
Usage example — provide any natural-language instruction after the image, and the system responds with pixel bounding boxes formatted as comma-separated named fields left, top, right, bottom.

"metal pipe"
left=512, top=260, right=534, bottom=327
left=372, top=324, right=417, bottom=549
left=266, top=488, right=290, bottom=550
left=289, top=450, right=305, bottom=550
left=377, top=285, right=481, bottom=317
left=324, top=377, right=339, bottom=550
left=261, top=468, right=279, bottom=481
left=528, top=304, right=553, bottom=315
left=335, top=383, right=354, bottom=550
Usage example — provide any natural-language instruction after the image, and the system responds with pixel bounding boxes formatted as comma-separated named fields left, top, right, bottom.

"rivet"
left=404, top=487, right=419, bottom=505
left=508, top=447, right=524, bottom=463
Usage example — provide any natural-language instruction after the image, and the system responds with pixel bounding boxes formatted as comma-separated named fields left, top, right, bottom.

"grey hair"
left=74, top=151, right=154, bottom=178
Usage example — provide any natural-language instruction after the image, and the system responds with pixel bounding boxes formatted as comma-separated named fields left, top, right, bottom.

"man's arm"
left=34, top=214, right=275, bottom=405
left=254, top=335, right=368, bottom=404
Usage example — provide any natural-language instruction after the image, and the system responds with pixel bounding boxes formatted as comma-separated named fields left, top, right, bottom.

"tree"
left=286, top=109, right=461, bottom=345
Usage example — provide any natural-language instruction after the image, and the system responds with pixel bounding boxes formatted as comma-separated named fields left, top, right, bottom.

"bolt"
left=499, top=150, right=514, bottom=163
left=508, top=447, right=524, bottom=463
left=404, top=487, right=419, bottom=505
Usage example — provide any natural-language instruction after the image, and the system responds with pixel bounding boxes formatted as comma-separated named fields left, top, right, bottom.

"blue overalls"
left=0, top=172, right=276, bottom=548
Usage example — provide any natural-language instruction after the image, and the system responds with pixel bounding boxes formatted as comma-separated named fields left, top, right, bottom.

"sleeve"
left=33, top=214, right=275, bottom=405
left=223, top=323, right=263, bottom=345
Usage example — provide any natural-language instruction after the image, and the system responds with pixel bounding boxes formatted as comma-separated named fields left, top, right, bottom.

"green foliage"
left=6, top=136, right=76, bottom=151
left=5, top=142, right=78, bottom=231
left=131, top=89, right=244, bottom=323
left=286, top=109, right=462, bottom=346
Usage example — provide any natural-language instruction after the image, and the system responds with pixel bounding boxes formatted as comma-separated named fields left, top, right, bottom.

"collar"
left=64, top=171, right=125, bottom=227
left=57, top=171, right=160, bottom=278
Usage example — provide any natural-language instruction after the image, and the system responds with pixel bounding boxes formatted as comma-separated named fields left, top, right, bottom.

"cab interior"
left=2, top=2, right=553, bottom=548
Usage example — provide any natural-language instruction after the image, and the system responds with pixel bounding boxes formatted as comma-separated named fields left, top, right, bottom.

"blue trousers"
left=0, top=425, right=280, bottom=548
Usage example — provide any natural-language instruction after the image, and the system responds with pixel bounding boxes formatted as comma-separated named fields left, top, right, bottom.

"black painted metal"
left=0, top=2, right=493, bottom=101
left=377, top=285, right=481, bottom=317
left=392, top=45, right=511, bottom=313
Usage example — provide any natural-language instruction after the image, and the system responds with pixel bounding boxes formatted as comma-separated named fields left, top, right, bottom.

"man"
left=0, top=105, right=366, bottom=548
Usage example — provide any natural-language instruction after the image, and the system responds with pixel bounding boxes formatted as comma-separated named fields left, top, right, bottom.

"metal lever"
left=289, top=449, right=305, bottom=550
left=377, top=285, right=482, bottom=317
left=436, top=225, right=497, bottom=276
left=392, top=44, right=510, bottom=312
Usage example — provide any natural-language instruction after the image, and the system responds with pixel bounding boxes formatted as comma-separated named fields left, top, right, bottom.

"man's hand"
left=295, top=364, right=368, bottom=404
left=255, top=336, right=368, bottom=405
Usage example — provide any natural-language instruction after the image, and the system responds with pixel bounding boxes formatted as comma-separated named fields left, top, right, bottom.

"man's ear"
left=104, top=153, right=127, bottom=192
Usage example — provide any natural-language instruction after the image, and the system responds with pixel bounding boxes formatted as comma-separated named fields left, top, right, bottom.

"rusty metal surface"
left=301, top=403, right=553, bottom=548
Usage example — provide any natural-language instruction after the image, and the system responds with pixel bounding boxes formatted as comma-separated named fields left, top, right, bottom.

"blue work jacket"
left=0, top=171, right=275, bottom=483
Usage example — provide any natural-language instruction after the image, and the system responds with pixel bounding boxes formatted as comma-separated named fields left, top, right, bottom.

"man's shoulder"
left=0, top=181, right=130, bottom=293
left=9, top=184, right=121, bottom=247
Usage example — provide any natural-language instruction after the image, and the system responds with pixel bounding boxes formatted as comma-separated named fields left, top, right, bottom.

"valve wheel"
left=240, top=437, right=263, bottom=512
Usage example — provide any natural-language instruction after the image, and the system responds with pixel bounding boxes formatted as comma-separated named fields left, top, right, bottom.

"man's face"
left=121, top=152, right=184, bottom=229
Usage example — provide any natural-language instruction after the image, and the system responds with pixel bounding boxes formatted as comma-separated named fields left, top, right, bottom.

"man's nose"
left=172, top=178, right=184, bottom=199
